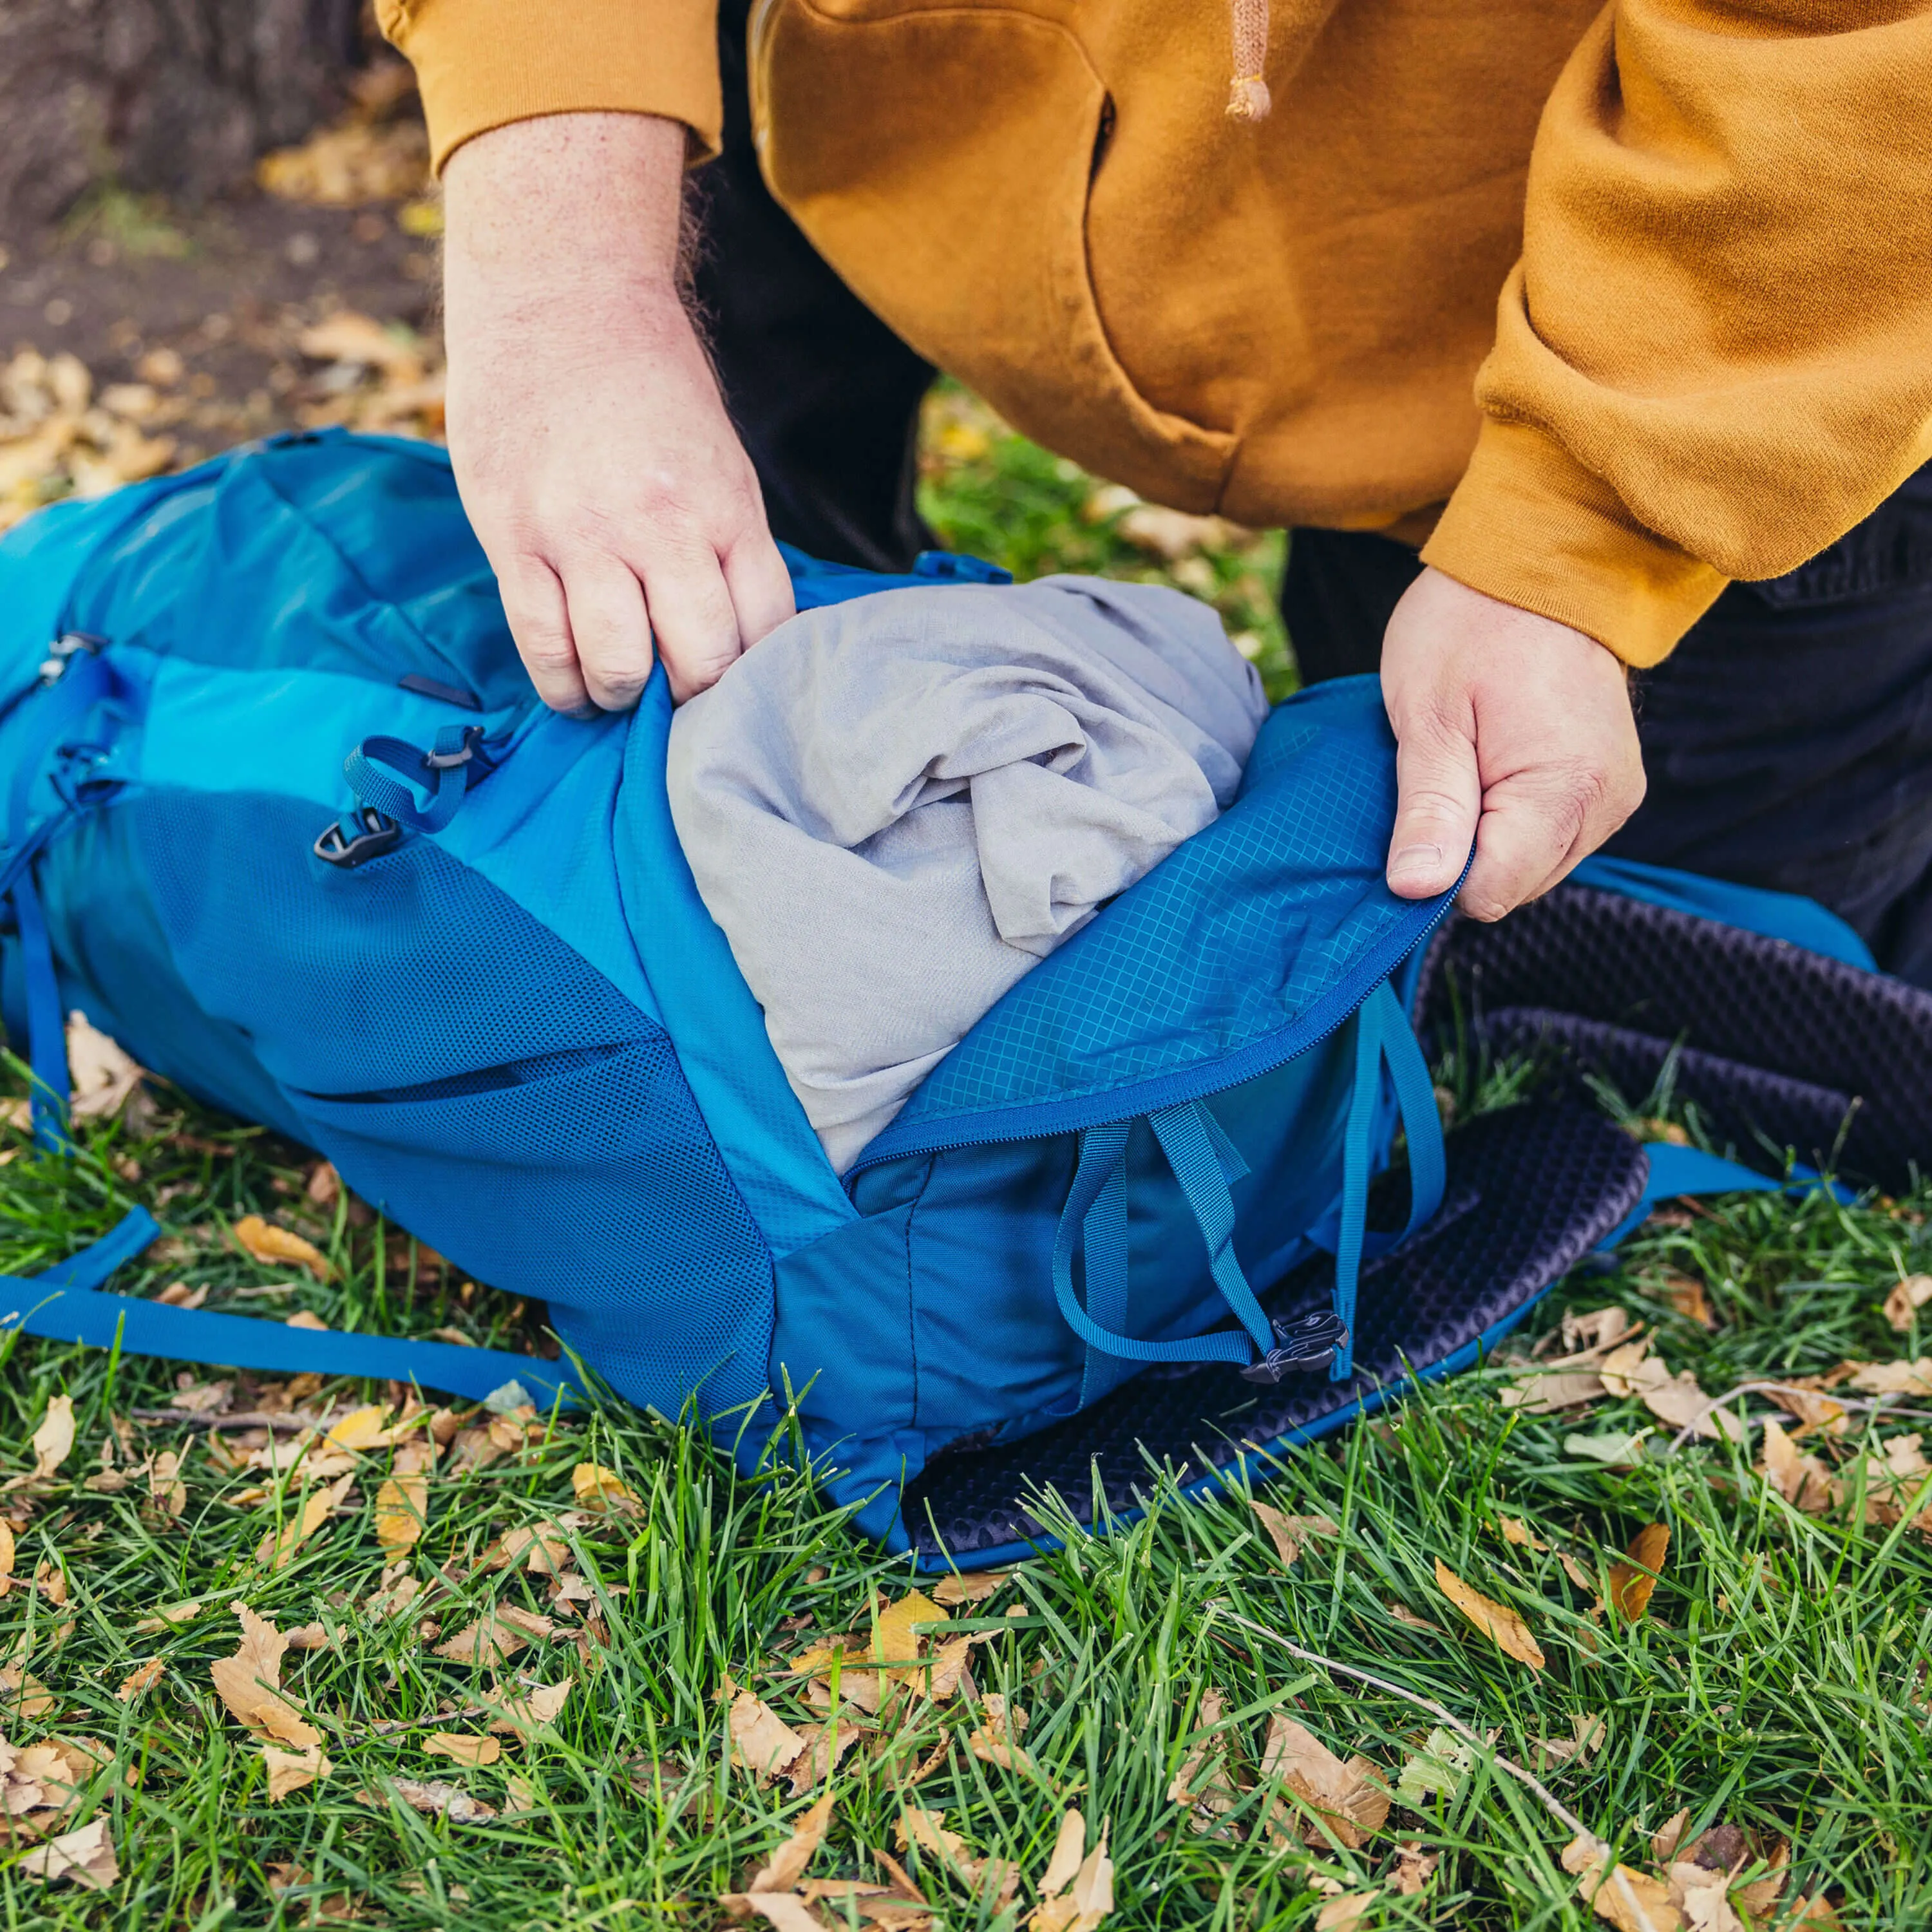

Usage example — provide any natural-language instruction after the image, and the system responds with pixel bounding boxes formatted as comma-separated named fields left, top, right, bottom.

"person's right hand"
left=441, top=112, right=795, bottom=713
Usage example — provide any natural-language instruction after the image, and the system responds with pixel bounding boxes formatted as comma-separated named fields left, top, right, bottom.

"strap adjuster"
left=422, top=726, right=486, bottom=772
left=1238, top=1309, right=1350, bottom=1384
left=314, top=807, right=402, bottom=869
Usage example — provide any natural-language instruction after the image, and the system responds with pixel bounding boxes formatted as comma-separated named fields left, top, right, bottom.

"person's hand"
left=1379, top=566, right=1643, bottom=920
left=441, top=112, right=795, bottom=712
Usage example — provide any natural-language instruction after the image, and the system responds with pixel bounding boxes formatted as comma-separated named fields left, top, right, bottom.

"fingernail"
left=1387, top=842, right=1443, bottom=885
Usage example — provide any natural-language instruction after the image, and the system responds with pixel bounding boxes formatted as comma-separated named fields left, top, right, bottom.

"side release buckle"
left=314, top=806, right=402, bottom=869
left=1238, top=1309, right=1350, bottom=1384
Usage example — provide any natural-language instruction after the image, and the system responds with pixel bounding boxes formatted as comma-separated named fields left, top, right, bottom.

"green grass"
left=5, top=407, right=1931, bottom=1929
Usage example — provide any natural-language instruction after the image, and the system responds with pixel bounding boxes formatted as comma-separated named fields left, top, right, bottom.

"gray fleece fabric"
left=667, top=576, right=1268, bottom=1173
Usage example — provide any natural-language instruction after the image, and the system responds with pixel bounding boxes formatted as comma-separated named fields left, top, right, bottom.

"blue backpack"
left=1, top=432, right=1909, bottom=1566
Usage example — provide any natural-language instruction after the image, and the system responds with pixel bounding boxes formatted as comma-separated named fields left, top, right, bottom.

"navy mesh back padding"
left=44, top=790, right=775, bottom=1421
left=902, top=1102, right=1643, bottom=1559
left=1414, top=884, right=1932, bottom=1191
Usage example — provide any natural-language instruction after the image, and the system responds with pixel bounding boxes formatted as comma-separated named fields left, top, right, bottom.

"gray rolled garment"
left=667, top=576, right=1269, bottom=1173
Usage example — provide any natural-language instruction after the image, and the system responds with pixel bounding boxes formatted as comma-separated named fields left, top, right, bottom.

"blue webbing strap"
left=343, top=724, right=482, bottom=835
left=1050, top=1115, right=1256, bottom=1376
left=1148, top=1101, right=1276, bottom=1356
left=1325, top=980, right=1451, bottom=1379
left=10, top=867, right=70, bottom=1153
left=5, top=1208, right=582, bottom=1408
left=1590, top=1141, right=1857, bottom=1259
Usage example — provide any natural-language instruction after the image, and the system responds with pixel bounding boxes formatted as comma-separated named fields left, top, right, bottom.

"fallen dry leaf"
left=255, top=1473, right=354, bottom=1569
left=424, top=1732, right=500, bottom=1768
left=263, top=1741, right=332, bottom=1801
left=1168, top=1687, right=1242, bottom=1832
left=1396, top=1726, right=1473, bottom=1808
left=1262, top=1715, right=1390, bottom=1850
left=2, top=1665, right=57, bottom=1718
left=1663, top=1275, right=1717, bottom=1331
left=967, top=1693, right=1035, bottom=1774
left=1314, top=1894, right=1378, bottom=1931
left=211, top=1605, right=308, bottom=1734
left=1250, top=1498, right=1341, bottom=1566
left=1434, top=1559, right=1545, bottom=1672
left=487, top=1677, right=572, bottom=1739
left=572, top=1463, right=642, bottom=1515
left=260, top=119, right=428, bottom=205
left=1502, top=1370, right=1607, bottom=1415
left=730, top=1689, right=810, bottom=1782
left=1388, top=1602, right=1443, bottom=1634
left=375, top=1473, right=428, bottom=1552
left=1608, top=1524, right=1670, bottom=1624
left=1845, top=1356, right=1932, bottom=1396
left=0, top=1518, right=13, bottom=1593
left=31, top=1396, right=75, bottom=1480
left=1392, top=1841, right=1439, bottom=1895
left=66, top=1013, right=146, bottom=1121
left=1535, top=1712, right=1607, bottom=1770
left=931, top=1571, right=1010, bottom=1607
left=1564, top=1837, right=1683, bottom=1932
left=1758, top=1419, right=1838, bottom=1515
left=134, top=1598, right=200, bottom=1633
left=897, top=1804, right=1012, bottom=1899
left=873, top=1588, right=946, bottom=1680
left=482, top=1522, right=573, bottom=1575
left=285, top=1311, right=330, bottom=1332
left=370, top=1777, right=497, bottom=1824
left=14, top=1815, right=118, bottom=1889
left=232, top=1213, right=332, bottom=1282
left=1884, top=1275, right=1932, bottom=1332
left=433, top=1611, right=532, bottom=1668
left=116, top=1658, right=164, bottom=1701
left=1030, top=1808, right=1112, bottom=1931
left=1500, top=1518, right=1549, bottom=1552
left=749, top=1786, right=833, bottom=1892
left=1764, top=1381, right=1850, bottom=1436
left=784, top=1719, right=863, bottom=1796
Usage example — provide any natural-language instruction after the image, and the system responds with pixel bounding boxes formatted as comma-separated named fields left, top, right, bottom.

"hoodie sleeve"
left=375, top=0, right=724, bottom=172
left=1422, top=0, right=1932, bottom=666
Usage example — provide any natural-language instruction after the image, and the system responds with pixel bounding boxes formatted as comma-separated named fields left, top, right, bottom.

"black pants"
left=692, top=0, right=1932, bottom=986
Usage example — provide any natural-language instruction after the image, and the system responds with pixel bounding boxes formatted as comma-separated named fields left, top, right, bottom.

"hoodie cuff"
left=1421, top=417, right=1729, bottom=668
left=379, top=0, right=724, bottom=173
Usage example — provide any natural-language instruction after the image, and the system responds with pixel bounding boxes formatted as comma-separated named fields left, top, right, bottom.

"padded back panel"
left=1415, top=884, right=1932, bottom=1190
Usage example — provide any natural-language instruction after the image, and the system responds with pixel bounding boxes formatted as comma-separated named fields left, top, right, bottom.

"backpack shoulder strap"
left=5, top=1208, right=581, bottom=1409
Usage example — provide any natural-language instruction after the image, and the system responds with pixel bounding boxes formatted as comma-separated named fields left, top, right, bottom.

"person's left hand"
left=1378, top=565, right=1645, bottom=920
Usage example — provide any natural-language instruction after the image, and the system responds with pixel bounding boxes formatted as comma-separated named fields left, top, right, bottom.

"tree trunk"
left=0, top=0, right=363, bottom=224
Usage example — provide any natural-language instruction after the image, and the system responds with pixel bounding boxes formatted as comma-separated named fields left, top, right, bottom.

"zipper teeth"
left=846, top=883, right=1462, bottom=1182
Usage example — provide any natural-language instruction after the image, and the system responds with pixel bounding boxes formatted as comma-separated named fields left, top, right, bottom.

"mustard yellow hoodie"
left=380, top=0, right=1932, bottom=667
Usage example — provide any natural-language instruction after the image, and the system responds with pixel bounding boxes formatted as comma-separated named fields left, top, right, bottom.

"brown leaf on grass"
left=1314, top=1895, right=1378, bottom=1932
left=730, top=1689, right=810, bottom=1782
left=1, top=1665, right=56, bottom=1719
left=116, top=1658, right=164, bottom=1701
left=255, top=1473, right=354, bottom=1569
left=232, top=1214, right=332, bottom=1282
left=487, top=1677, right=572, bottom=1738
left=285, top=1311, right=330, bottom=1332
left=571, top=1462, right=642, bottom=1514
left=1387, top=1602, right=1443, bottom=1634
left=1786, top=1895, right=1844, bottom=1928
left=1609, top=1524, right=1671, bottom=1624
left=873, top=1589, right=946, bottom=1680
left=211, top=1604, right=319, bottom=1746
left=66, top=1013, right=146, bottom=1122
left=434, top=1612, right=531, bottom=1668
left=374, top=1473, right=428, bottom=1552
left=30, top=1396, right=75, bottom=1480
left=1501, top=1370, right=1607, bottom=1415
left=1845, top=1357, right=1932, bottom=1396
left=1662, top=1275, right=1717, bottom=1331
left=1434, top=1559, right=1545, bottom=1672
left=931, top=1571, right=1011, bottom=1607
left=784, top=1721, right=862, bottom=1796
left=1563, top=1839, right=1683, bottom=1932
left=14, top=1815, right=118, bottom=1889
left=966, top=1693, right=1034, bottom=1774
left=1651, top=1809, right=1692, bottom=1863
left=1392, top=1842, right=1440, bottom=1895
left=1884, top=1275, right=1932, bottom=1332
left=1500, top=1518, right=1549, bottom=1552
left=1030, top=1808, right=1113, bottom=1931
left=262, top=1741, right=332, bottom=1801
left=482, top=1523, right=573, bottom=1575
left=1261, top=1716, right=1390, bottom=1850
left=1758, top=1419, right=1838, bottom=1515
left=804, top=1670, right=884, bottom=1716
left=1249, top=1499, right=1341, bottom=1566
left=168, top=1379, right=232, bottom=1416
left=1560, top=1306, right=1639, bottom=1356
left=0, top=1519, right=13, bottom=1593
left=924, top=1636, right=976, bottom=1702
left=306, top=1160, right=343, bottom=1208
left=748, top=1787, right=833, bottom=1892
left=1534, top=1713, right=1607, bottom=1770
left=424, top=1732, right=500, bottom=1768
left=1168, top=1687, right=1242, bottom=1832
left=897, top=1805, right=1014, bottom=1900
left=368, top=1777, right=497, bottom=1824
left=323, top=1405, right=395, bottom=1452
left=1764, top=1381, right=1850, bottom=1436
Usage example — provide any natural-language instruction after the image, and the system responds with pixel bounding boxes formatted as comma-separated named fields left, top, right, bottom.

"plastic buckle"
left=37, top=632, right=105, bottom=687
left=1238, top=1309, right=1350, bottom=1384
left=422, top=724, right=487, bottom=772
left=314, top=807, right=402, bottom=869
